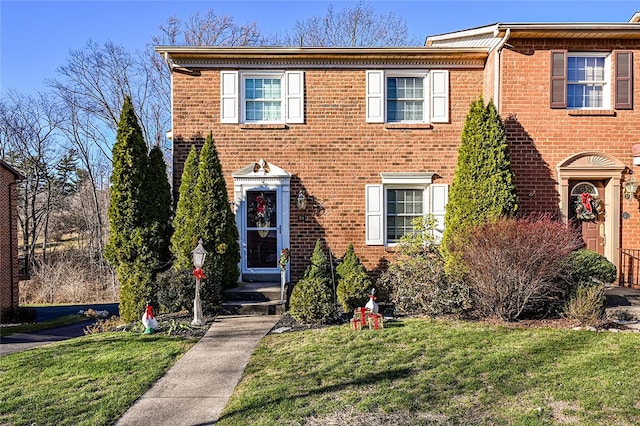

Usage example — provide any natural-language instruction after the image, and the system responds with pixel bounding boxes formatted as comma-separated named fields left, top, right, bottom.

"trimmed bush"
left=564, top=249, right=617, bottom=287
left=303, top=239, right=332, bottom=286
left=289, top=277, right=337, bottom=324
left=337, top=271, right=373, bottom=312
left=336, top=243, right=372, bottom=312
left=460, top=215, right=583, bottom=321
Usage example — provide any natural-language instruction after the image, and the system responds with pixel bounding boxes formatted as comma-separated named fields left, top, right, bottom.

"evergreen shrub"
left=336, top=243, right=372, bottom=312
left=156, top=267, right=221, bottom=315
left=289, top=277, right=337, bottom=324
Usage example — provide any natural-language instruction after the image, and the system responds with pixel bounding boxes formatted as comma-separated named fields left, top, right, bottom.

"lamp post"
left=192, top=239, right=207, bottom=326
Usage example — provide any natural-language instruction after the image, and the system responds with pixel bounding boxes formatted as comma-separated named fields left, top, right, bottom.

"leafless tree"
left=277, top=1, right=417, bottom=47
left=0, top=90, right=72, bottom=268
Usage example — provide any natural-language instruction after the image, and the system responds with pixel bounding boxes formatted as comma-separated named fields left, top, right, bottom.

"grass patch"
left=0, top=332, right=195, bottom=425
left=218, top=319, right=640, bottom=425
left=1, top=314, right=92, bottom=336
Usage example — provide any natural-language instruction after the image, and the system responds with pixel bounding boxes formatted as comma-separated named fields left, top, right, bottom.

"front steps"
left=221, top=281, right=287, bottom=315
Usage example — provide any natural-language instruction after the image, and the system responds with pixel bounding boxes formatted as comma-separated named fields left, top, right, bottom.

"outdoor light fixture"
left=296, top=189, right=307, bottom=209
left=191, top=239, right=207, bottom=326
left=624, top=176, right=639, bottom=202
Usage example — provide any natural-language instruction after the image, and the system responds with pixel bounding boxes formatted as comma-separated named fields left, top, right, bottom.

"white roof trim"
left=232, top=159, right=291, bottom=179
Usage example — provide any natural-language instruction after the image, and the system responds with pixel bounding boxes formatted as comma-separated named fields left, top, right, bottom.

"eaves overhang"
left=155, top=46, right=489, bottom=70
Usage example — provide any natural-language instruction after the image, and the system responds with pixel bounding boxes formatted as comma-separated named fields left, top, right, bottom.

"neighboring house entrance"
left=569, top=181, right=605, bottom=255
left=557, top=152, right=625, bottom=267
left=233, top=160, right=290, bottom=282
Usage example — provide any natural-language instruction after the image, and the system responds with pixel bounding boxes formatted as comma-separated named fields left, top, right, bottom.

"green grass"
left=218, top=319, right=640, bottom=425
left=0, top=332, right=195, bottom=426
left=1, top=314, right=92, bottom=336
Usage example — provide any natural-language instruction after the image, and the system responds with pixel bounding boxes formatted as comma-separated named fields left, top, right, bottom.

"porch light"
left=624, top=176, right=639, bottom=202
left=296, top=189, right=307, bottom=209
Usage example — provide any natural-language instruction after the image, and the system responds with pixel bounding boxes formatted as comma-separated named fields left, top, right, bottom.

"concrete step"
left=220, top=301, right=286, bottom=316
left=222, top=281, right=288, bottom=315
left=224, top=282, right=284, bottom=302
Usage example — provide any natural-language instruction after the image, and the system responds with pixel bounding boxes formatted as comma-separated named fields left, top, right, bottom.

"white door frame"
left=232, top=160, right=290, bottom=282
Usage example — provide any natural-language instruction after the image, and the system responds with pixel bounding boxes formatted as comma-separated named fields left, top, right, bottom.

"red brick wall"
left=172, top=68, right=483, bottom=278
left=0, top=166, right=19, bottom=314
left=499, top=39, right=640, bottom=249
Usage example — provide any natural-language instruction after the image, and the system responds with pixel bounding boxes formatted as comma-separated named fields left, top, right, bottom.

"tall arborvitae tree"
left=105, top=97, right=153, bottom=322
left=441, top=97, right=518, bottom=274
left=170, top=145, right=200, bottom=271
left=146, top=145, right=173, bottom=272
left=193, top=132, right=240, bottom=302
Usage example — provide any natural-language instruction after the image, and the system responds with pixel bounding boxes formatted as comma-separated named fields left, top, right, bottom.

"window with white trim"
left=550, top=50, right=633, bottom=110
left=567, top=53, right=610, bottom=109
left=366, top=70, right=449, bottom=124
left=365, top=173, right=448, bottom=246
left=220, top=70, right=304, bottom=124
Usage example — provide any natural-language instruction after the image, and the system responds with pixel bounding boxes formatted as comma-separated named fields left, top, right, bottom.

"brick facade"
left=161, top=17, right=640, bottom=283
left=0, top=161, right=23, bottom=317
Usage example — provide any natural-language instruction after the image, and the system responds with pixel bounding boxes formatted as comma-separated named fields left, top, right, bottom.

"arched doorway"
left=557, top=152, right=625, bottom=266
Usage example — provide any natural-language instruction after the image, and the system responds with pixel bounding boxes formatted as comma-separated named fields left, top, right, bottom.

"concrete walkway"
left=115, top=314, right=280, bottom=426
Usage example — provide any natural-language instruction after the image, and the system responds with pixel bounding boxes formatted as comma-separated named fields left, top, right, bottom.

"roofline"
left=0, top=160, right=25, bottom=180
left=155, top=46, right=490, bottom=56
left=427, top=21, right=640, bottom=45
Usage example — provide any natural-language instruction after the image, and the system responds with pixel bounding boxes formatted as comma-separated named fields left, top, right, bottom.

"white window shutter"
left=365, top=184, right=384, bottom=245
left=366, top=70, right=385, bottom=123
left=430, top=70, right=449, bottom=123
left=429, top=184, right=448, bottom=242
left=285, top=71, right=304, bottom=123
left=220, top=71, right=239, bottom=123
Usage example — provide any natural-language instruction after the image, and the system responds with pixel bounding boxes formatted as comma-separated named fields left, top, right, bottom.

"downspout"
left=8, top=180, right=17, bottom=317
left=490, top=28, right=511, bottom=111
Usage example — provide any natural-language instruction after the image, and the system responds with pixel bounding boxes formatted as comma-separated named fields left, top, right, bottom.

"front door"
left=570, top=181, right=605, bottom=255
left=245, top=189, right=279, bottom=270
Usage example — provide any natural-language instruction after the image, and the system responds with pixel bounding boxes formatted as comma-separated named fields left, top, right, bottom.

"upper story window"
left=551, top=50, right=633, bottom=110
left=220, top=71, right=304, bottom=124
left=567, top=54, right=609, bottom=109
left=244, top=77, right=282, bottom=122
left=387, top=77, right=425, bottom=122
left=366, top=70, right=449, bottom=124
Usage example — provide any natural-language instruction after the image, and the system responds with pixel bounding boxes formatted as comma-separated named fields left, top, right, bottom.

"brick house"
left=0, top=160, right=24, bottom=317
left=157, top=12, right=640, bottom=286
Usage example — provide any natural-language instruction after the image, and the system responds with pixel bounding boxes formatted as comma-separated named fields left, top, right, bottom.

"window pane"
left=244, top=77, right=282, bottom=121
left=387, top=77, right=424, bottom=122
left=386, top=189, right=423, bottom=243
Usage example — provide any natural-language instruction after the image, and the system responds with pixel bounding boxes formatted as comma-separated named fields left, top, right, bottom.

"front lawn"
left=0, top=332, right=195, bottom=426
left=218, top=319, right=640, bottom=425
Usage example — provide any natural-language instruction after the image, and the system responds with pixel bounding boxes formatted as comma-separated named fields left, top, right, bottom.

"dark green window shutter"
left=550, top=50, right=567, bottom=109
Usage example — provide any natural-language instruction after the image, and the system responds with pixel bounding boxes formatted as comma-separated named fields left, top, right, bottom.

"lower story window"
left=386, top=188, right=424, bottom=242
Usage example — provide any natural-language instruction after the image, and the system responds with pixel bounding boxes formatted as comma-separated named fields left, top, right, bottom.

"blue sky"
left=1, top=0, right=638, bottom=95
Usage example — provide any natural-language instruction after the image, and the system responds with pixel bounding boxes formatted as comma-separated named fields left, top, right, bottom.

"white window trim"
left=366, top=174, right=447, bottom=246
left=241, top=71, right=285, bottom=124
left=385, top=71, right=428, bottom=124
left=366, top=69, right=449, bottom=124
left=567, top=52, right=611, bottom=110
left=221, top=70, right=305, bottom=124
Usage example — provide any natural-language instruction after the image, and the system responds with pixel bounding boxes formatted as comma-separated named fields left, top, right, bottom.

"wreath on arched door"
left=574, top=192, right=603, bottom=221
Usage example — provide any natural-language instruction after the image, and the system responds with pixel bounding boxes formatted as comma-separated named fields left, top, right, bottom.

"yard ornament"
left=142, top=301, right=158, bottom=334
left=365, top=288, right=379, bottom=314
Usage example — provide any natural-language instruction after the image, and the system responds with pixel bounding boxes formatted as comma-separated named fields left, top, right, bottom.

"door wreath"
left=574, top=192, right=602, bottom=221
